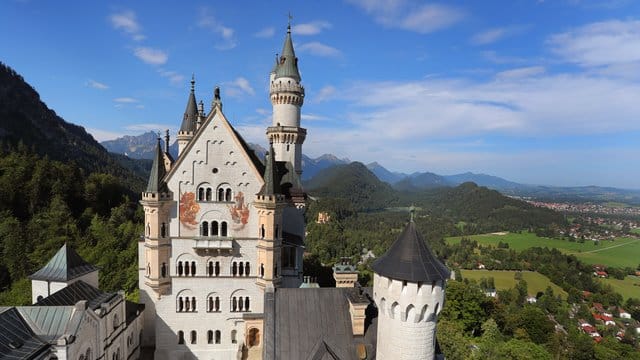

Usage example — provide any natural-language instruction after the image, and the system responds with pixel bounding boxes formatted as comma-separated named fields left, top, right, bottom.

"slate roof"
left=259, top=145, right=280, bottom=196
left=0, top=307, right=49, bottom=360
left=275, top=25, right=301, bottom=81
left=35, top=280, right=116, bottom=311
left=231, top=126, right=266, bottom=176
left=29, top=244, right=98, bottom=282
left=179, top=77, right=198, bottom=132
left=16, top=306, right=75, bottom=342
left=146, top=138, right=167, bottom=193
left=282, top=232, right=303, bottom=247
left=372, top=221, right=450, bottom=283
left=264, top=287, right=377, bottom=360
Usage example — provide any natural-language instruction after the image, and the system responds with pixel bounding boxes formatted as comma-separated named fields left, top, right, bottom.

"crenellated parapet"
left=373, top=273, right=445, bottom=324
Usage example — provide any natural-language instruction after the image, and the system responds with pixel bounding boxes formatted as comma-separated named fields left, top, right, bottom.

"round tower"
left=267, top=24, right=306, bottom=175
left=372, top=210, right=450, bottom=360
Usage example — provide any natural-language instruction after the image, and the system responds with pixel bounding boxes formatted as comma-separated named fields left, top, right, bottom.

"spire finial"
left=409, top=205, right=416, bottom=222
left=287, top=12, right=293, bottom=32
left=190, top=74, right=195, bottom=92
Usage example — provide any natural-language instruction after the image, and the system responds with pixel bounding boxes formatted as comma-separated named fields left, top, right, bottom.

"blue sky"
left=2, top=0, right=640, bottom=189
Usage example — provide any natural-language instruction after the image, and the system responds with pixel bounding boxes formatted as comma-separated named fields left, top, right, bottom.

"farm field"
left=600, top=276, right=640, bottom=300
left=460, top=270, right=567, bottom=298
left=446, top=232, right=640, bottom=268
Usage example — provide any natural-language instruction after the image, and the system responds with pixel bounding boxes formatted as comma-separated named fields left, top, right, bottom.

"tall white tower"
left=267, top=24, right=306, bottom=176
left=372, top=210, right=450, bottom=360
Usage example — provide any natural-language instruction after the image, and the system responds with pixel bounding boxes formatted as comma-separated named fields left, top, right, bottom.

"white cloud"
left=548, top=19, right=640, bottom=68
left=496, top=66, right=545, bottom=79
left=298, top=42, right=342, bottom=57
left=109, top=10, right=145, bottom=41
left=255, top=108, right=271, bottom=116
left=313, top=85, right=336, bottom=103
left=254, top=27, right=275, bottom=38
left=134, top=47, right=168, bottom=65
left=86, top=79, right=109, bottom=90
left=197, top=7, right=237, bottom=50
left=346, top=0, right=465, bottom=33
left=292, top=21, right=332, bottom=35
left=87, top=128, right=125, bottom=142
left=113, top=97, right=139, bottom=103
left=223, top=77, right=255, bottom=97
left=471, top=28, right=506, bottom=45
left=125, top=123, right=176, bottom=133
left=481, top=50, right=526, bottom=64
left=302, top=113, right=329, bottom=121
left=158, top=69, right=185, bottom=86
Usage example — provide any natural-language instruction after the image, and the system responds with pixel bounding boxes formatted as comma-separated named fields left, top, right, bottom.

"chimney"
left=347, top=287, right=369, bottom=336
left=333, top=257, right=358, bottom=288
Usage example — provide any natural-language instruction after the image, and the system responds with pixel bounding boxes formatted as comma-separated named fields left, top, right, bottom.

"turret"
left=254, top=145, right=286, bottom=290
left=177, top=75, right=198, bottom=156
left=372, top=209, right=450, bottom=360
left=267, top=23, right=306, bottom=176
left=140, top=138, right=173, bottom=296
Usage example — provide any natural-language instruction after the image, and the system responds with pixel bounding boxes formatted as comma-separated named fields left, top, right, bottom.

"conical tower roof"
left=180, top=76, right=198, bottom=132
left=29, top=244, right=98, bottom=282
left=259, top=145, right=280, bottom=196
left=146, top=137, right=167, bottom=193
left=372, top=217, right=450, bottom=283
left=274, top=25, right=301, bottom=81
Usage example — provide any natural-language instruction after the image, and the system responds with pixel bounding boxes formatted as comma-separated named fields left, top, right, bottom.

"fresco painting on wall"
left=180, top=192, right=199, bottom=230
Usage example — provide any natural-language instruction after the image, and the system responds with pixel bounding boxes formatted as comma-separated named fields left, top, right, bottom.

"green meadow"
left=600, top=276, right=640, bottom=300
left=447, top=232, right=640, bottom=268
left=460, top=270, right=567, bottom=298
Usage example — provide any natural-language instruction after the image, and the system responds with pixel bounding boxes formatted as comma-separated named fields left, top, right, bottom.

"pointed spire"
left=260, top=144, right=280, bottom=196
left=146, top=137, right=167, bottom=193
left=164, top=129, right=170, bottom=153
left=180, top=76, right=198, bottom=132
left=275, top=22, right=301, bottom=81
left=29, top=244, right=98, bottom=282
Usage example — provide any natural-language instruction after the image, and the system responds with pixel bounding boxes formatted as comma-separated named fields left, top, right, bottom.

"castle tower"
left=177, top=76, right=198, bottom=156
left=267, top=24, right=306, bottom=176
left=254, top=146, right=285, bottom=290
left=139, top=138, right=173, bottom=345
left=372, top=210, right=450, bottom=360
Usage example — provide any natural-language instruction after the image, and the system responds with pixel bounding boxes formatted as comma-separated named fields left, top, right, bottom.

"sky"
left=1, top=0, right=639, bottom=189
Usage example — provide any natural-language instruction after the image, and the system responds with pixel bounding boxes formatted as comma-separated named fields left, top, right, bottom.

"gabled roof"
left=16, top=307, right=75, bottom=341
left=179, top=77, right=198, bottom=132
left=146, top=138, right=167, bottom=193
left=29, top=244, right=98, bottom=283
left=372, top=221, right=450, bottom=283
left=0, top=307, right=50, bottom=359
left=35, top=280, right=116, bottom=311
left=275, top=25, right=301, bottom=81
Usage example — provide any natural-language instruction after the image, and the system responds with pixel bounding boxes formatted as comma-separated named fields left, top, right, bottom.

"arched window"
left=161, top=223, right=166, bottom=237
left=232, top=297, right=237, bottom=312
left=245, top=262, right=250, bottom=276
left=215, top=261, right=220, bottom=276
left=190, top=330, right=197, bottom=344
left=238, top=297, right=244, bottom=312
left=239, top=262, right=244, bottom=276
left=221, top=221, right=227, bottom=237
left=218, top=188, right=224, bottom=202
left=185, top=297, right=191, bottom=312
left=212, top=221, right=219, bottom=236
left=208, top=261, right=213, bottom=277
left=178, top=297, right=184, bottom=312
left=86, top=348, right=91, bottom=360
left=260, top=224, right=265, bottom=239
left=208, top=330, right=213, bottom=344
left=178, top=261, right=183, bottom=276
left=192, top=297, right=196, bottom=311
left=202, top=221, right=209, bottom=237
left=191, top=261, right=196, bottom=276
left=260, top=263, right=264, bottom=278
left=198, top=187, right=204, bottom=201
left=206, top=188, right=212, bottom=201
left=146, top=223, right=150, bottom=236
left=215, top=330, right=221, bottom=344
left=113, top=313, right=119, bottom=329
left=185, top=262, right=190, bottom=276
left=245, top=297, right=250, bottom=311
left=232, top=262, right=237, bottom=277
left=79, top=354, right=85, bottom=360
left=178, top=331, right=184, bottom=344
left=208, top=296, right=214, bottom=312
left=146, top=263, right=150, bottom=276
left=225, top=188, right=232, bottom=202
left=215, top=296, right=220, bottom=311
left=231, top=330, right=237, bottom=344
left=275, top=224, right=279, bottom=239
left=161, top=263, right=167, bottom=278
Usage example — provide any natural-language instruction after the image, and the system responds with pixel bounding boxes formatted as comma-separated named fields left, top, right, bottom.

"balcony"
left=193, top=236, right=234, bottom=252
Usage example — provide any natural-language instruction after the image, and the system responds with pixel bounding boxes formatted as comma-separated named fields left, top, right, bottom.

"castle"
left=138, top=24, right=450, bottom=360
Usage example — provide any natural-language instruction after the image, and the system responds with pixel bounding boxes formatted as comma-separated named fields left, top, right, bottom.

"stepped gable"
left=29, top=244, right=98, bottom=282
left=372, top=220, right=450, bottom=283
left=35, top=280, right=116, bottom=310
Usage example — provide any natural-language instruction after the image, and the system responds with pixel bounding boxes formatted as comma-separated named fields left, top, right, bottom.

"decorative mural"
left=229, top=191, right=250, bottom=230
left=179, top=192, right=199, bottom=229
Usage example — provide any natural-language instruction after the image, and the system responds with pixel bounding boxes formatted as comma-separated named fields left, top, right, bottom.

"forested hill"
left=0, top=63, right=145, bottom=190
left=304, top=161, right=399, bottom=210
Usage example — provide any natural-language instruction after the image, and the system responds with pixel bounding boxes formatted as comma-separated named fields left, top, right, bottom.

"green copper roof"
left=274, top=26, right=301, bottom=81
left=180, top=76, right=198, bottom=132
left=259, top=145, right=280, bottom=196
left=146, top=138, right=167, bottom=193
left=29, top=244, right=98, bottom=282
